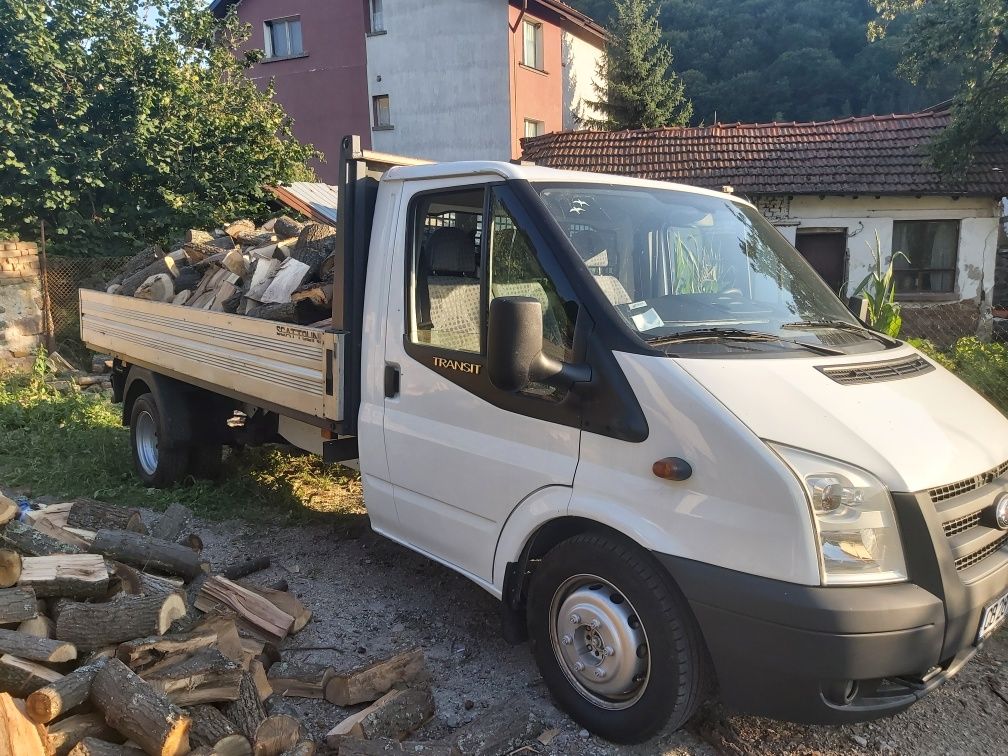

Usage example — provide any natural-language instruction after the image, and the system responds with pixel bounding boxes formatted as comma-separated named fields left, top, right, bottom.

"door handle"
left=384, top=364, right=400, bottom=398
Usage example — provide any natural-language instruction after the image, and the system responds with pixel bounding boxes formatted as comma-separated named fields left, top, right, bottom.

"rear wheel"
left=130, top=393, right=188, bottom=487
left=527, top=532, right=709, bottom=743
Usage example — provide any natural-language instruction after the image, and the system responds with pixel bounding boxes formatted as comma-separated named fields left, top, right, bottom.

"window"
left=522, top=19, right=544, bottom=70
left=369, top=0, right=385, bottom=33
left=410, top=189, right=486, bottom=353
left=372, top=95, right=392, bottom=129
left=892, top=220, right=959, bottom=294
left=489, top=196, right=575, bottom=367
left=524, top=119, right=545, bottom=139
left=264, top=17, right=303, bottom=59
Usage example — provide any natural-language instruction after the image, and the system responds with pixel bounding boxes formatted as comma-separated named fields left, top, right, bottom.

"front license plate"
left=978, top=591, right=1008, bottom=642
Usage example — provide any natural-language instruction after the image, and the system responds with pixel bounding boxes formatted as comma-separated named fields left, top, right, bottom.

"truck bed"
left=80, top=289, right=343, bottom=423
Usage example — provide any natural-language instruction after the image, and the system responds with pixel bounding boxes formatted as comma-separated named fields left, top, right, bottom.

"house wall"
left=758, top=194, right=1002, bottom=344
left=508, top=4, right=564, bottom=157
left=235, top=0, right=371, bottom=181
left=562, top=30, right=604, bottom=130
left=366, top=0, right=512, bottom=162
left=0, top=239, right=44, bottom=371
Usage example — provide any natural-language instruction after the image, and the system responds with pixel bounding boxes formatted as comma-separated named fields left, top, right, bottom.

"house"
left=521, top=109, right=1008, bottom=344
left=210, top=0, right=606, bottom=178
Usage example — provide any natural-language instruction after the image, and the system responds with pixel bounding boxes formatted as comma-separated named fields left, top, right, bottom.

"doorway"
left=795, top=231, right=848, bottom=294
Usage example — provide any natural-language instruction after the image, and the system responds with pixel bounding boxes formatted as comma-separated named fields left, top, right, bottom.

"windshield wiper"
left=781, top=320, right=898, bottom=346
left=651, top=327, right=845, bottom=355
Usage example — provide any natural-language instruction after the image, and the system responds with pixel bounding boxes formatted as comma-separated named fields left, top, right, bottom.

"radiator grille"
left=943, top=511, right=982, bottom=537
left=818, top=355, right=934, bottom=385
left=954, top=534, right=1008, bottom=572
left=929, top=460, right=1008, bottom=503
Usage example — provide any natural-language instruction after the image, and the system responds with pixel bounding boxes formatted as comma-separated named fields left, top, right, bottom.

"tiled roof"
left=521, top=109, right=1008, bottom=197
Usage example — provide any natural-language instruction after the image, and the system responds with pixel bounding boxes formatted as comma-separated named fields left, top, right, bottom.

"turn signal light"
left=653, top=457, right=692, bottom=481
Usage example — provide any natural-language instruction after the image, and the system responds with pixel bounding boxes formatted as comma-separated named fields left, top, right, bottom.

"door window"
left=409, top=189, right=485, bottom=353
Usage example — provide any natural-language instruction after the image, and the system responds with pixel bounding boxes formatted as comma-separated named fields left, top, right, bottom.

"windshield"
left=536, top=183, right=884, bottom=354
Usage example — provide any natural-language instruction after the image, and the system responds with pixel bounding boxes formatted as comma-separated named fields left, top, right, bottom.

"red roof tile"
left=520, top=110, right=1008, bottom=197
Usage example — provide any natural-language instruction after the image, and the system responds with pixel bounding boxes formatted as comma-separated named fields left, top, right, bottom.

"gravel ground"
left=195, top=511, right=1008, bottom=756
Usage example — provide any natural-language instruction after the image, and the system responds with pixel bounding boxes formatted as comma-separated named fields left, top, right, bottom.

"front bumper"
left=655, top=527, right=1008, bottom=724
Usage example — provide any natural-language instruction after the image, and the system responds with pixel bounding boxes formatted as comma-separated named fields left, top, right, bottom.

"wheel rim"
left=549, top=574, right=651, bottom=710
left=134, top=410, right=159, bottom=475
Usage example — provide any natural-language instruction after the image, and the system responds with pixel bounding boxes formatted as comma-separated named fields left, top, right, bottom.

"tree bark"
left=0, top=654, right=62, bottom=697
left=222, top=556, right=270, bottom=581
left=325, top=649, right=427, bottom=706
left=55, top=593, right=187, bottom=652
left=90, top=658, right=190, bottom=756
left=246, top=301, right=298, bottom=322
left=119, top=258, right=179, bottom=297
left=45, top=712, right=118, bottom=756
left=149, top=504, right=193, bottom=544
left=18, top=554, right=109, bottom=599
left=0, top=628, right=75, bottom=664
left=66, top=500, right=145, bottom=534
left=88, top=530, right=202, bottom=580
left=184, top=703, right=238, bottom=748
left=117, top=621, right=242, bottom=671
left=142, top=648, right=242, bottom=706
left=1, top=522, right=82, bottom=557
left=25, top=657, right=107, bottom=724
left=0, top=587, right=38, bottom=624
left=220, top=672, right=266, bottom=742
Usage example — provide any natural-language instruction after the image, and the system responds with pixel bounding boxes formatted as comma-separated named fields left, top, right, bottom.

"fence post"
left=38, top=220, right=55, bottom=351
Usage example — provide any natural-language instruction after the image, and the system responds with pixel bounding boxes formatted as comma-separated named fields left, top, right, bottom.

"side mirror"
left=487, top=296, right=590, bottom=393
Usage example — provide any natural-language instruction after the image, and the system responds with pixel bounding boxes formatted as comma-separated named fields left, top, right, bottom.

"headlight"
left=768, top=443, right=907, bottom=586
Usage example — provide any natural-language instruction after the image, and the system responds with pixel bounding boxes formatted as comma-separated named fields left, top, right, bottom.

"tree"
left=0, top=0, right=316, bottom=256
left=585, top=0, right=693, bottom=130
left=870, top=0, right=1008, bottom=172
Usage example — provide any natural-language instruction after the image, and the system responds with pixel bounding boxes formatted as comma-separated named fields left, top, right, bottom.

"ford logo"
left=996, top=493, right=1008, bottom=530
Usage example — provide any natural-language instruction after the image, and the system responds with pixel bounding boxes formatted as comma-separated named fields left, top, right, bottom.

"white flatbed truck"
left=82, top=136, right=1008, bottom=742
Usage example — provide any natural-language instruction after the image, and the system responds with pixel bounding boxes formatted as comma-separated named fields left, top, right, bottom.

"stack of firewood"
left=0, top=493, right=437, bottom=756
left=104, top=217, right=336, bottom=326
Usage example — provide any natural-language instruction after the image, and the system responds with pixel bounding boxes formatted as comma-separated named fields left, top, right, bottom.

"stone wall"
left=0, top=239, right=45, bottom=370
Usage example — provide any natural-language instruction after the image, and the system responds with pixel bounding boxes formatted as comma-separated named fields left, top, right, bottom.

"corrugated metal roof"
left=269, top=183, right=340, bottom=226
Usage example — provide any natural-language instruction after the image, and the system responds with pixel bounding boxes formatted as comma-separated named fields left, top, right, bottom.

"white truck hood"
left=675, top=345, right=1008, bottom=492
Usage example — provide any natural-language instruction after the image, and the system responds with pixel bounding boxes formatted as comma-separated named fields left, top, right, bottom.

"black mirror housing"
left=487, top=296, right=590, bottom=393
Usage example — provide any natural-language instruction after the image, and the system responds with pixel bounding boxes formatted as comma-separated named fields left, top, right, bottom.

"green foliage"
left=909, top=336, right=1008, bottom=414
left=584, top=0, right=693, bottom=130
left=0, top=0, right=317, bottom=256
left=569, top=0, right=957, bottom=124
left=672, top=234, right=722, bottom=294
left=870, top=0, right=1008, bottom=172
left=854, top=231, right=906, bottom=337
left=0, top=371, right=362, bottom=523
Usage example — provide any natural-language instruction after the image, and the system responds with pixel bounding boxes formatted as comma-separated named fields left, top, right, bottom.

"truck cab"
left=86, top=138, right=1008, bottom=743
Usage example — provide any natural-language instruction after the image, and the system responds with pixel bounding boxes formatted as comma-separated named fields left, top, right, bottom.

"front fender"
left=492, top=485, right=573, bottom=592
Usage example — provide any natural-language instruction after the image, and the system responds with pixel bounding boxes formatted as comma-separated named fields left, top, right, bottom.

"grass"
left=0, top=368, right=365, bottom=524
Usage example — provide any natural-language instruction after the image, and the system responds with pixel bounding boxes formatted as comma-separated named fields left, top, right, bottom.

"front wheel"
left=526, top=532, right=710, bottom=743
left=130, top=393, right=189, bottom=488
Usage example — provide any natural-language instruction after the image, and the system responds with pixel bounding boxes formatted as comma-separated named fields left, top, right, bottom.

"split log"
left=278, top=743, right=316, bottom=756
left=173, top=266, right=202, bottom=294
left=222, top=250, right=250, bottom=279
left=225, top=220, right=256, bottom=240
left=106, top=561, right=142, bottom=596
left=0, top=692, right=47, bottom=756
left=27, top=518, right=91, bottom=550
left=46, top=712, right=118, bottom=756
left=117, top=621, right=242, bottom=671
left=260, top=258, right=310, bottom=304
left=0, top=629, right=75, bottom=664
left=0, top=549, right=20, bottom=588
left=0, top=495, right=18, bottom=526
left=149, top=504, right=192, bottom=544
left=56, top=593, right=187, bottom=652
left=246, top=301, right=298, bottom=323
left=325, top=649, right=427, bottom=706
left=236, top=582, right=310, bottom=634
left=195, top=577, right=293, bottom=642
left=222, top=556, right=270, bottom=581
left=245, top=257, right=281, bottom=301
left=291, top=224, right=336, bottom=281
left=0, top=654, right=62, bottom=697
left=252, top=714, right=301, bottom=756
left=290, top=282, right=332, bottom=308
left=249, top=659, right=271, bottom=701
left=185, top=230, right=214, bottom=245
left=143, top=648, right=242, bottom=706
left=68, top=739, right=145, bottom=756
left=179, top=534, right=203, bottom=554
left=221, top=292, right=243, bottom=314
left=272, top=216, right=303, bottom=239
left=67, top=500, right=145, bottom=534
left=221, top=673, right=266, bottom=742
left=18, top=554, right=109, bottom=599
left=133, top=274, right=175, bottom=303
left=0, top=587, right=38, bottom=624
left=17, top=615, right=54, bottom=639
left=119, top=258, right=180, bottom=297
left=325, top=690, right=397, bottom=749
left=1, top=521, right=82, bottom=556
left=111, top=245, right=164, bottom=286
left=449, top=695, right=534, bottom=756
left=171, top=290, right=191, bottom=306
left=25, top=658, right=107, bottom=723
left=212, top=734, right=252, bottom=756
left=90, top=658, right=190, bottom=756
left=347, top=685, right=433, bottom=741
left=239, top=638, right=279, bottom=671
left=266, top=662, right=332, bottom=699
left=140, top=572, right=185, bottom=597
left=88, top=530, right=202, bottom=580
left=336, top=738, right=452, bottom=756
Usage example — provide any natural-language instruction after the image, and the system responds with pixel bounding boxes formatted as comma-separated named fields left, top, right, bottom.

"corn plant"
left=853, top=231, right=907, bottom=337
left=672, top=233, right=723, bottom=294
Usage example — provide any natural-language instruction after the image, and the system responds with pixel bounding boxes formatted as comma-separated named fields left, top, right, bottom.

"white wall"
left=766, top=195, right=1001, bottom=302
left=562, top=31, right=603, bottom=130
left=365, top=0, right=512, bottom=162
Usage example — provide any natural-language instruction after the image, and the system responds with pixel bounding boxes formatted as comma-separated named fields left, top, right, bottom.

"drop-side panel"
left=80, top=290, right=342, bottom=421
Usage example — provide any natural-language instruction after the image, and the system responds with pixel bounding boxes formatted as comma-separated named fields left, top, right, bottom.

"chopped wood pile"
left=0, top=492, right=438, bottom=755
left=104, top=217, right=336, bottom=326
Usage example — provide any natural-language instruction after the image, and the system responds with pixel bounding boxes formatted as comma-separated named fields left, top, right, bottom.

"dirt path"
left=199, top=511, right=1008, bottom=755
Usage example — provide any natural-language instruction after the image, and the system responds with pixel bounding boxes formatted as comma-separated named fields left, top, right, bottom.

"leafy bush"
left=909, top=337, right=1008, bottom=415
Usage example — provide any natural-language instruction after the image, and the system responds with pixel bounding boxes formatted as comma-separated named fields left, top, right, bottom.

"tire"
left=188, top=445, right=223, bottom=480
left=129, top=393, right=189, bottom=488
left=526, top=532, right=709, bottom=743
